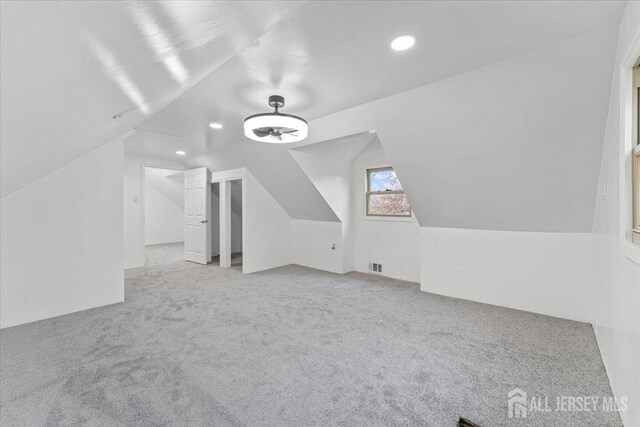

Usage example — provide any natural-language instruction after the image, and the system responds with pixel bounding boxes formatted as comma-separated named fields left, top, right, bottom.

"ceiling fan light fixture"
left=244, top=95, right=308, bottom=143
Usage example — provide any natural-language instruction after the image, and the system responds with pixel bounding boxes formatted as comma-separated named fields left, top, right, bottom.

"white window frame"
left=364, top=165, right=414, bottom=221
left=619, top=31, right=640, bottom=265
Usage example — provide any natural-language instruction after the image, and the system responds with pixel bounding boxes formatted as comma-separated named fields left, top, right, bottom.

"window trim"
left=618, top=34, right=640, bottom=265
left=365, top=166, right=411, bottom=218
left=633, top=145, right=640, bottom=244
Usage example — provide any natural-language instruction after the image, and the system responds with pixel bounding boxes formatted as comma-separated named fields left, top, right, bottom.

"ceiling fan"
left=244, top=95, right=308, bottom=143
left=251, top=126, right=298, bottom=141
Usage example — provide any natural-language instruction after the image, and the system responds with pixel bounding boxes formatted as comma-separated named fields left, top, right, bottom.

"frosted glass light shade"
left=243, top=113, right=308, bottom=143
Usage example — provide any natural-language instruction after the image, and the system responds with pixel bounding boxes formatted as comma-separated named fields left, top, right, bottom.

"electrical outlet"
left=133, top=196, right=139, bottom=203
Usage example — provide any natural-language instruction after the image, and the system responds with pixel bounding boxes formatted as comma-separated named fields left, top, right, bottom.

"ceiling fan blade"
left=252, top=127, right=272, bottom=138
left=281, top=128, right=298, bottom=134
left=271, top=133, right=282, bottom=141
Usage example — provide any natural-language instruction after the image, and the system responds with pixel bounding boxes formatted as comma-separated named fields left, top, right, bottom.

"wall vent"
left=368, top=263, right=383, bottom=273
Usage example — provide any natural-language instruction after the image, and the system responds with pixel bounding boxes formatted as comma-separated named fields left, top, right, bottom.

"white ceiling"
left=1, top=0, right=303, bottom=198
left=292, top=132, right=377, bottom=164
left=1, top=1, right=626, bottom=230
left=305, top=28, right=620, bottom=231
left=129, top=0, right=625, bottom=227
left=133, top=0, right=625, bottom=159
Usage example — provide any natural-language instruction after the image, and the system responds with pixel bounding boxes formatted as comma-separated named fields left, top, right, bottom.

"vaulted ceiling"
left=1, top=0, right=303, bottom=198
left=1, top=1, right=626, bottom=231
left=303, top=28, right=619, bottom=231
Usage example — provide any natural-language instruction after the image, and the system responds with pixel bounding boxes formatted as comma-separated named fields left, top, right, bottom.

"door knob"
left=200, top=219, right=208, bottom=223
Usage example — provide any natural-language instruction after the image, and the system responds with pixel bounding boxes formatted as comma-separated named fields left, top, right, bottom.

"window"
left=366, top=167, right=411, bottom=217
left=633, top=66, right=640, bottom=244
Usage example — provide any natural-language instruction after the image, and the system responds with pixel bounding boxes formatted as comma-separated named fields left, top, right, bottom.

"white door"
left=184, top=167, right=211, bottom=264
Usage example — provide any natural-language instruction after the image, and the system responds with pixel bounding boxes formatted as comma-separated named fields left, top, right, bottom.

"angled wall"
left=243, top=169, right=293, bottom=273
left=1, top=139, right=124, bottom=328
left=289, top=150, right=351, bottom=273
left=186, top=143, right=339, bottom=222
left=305, top=28, right=618, bottom=233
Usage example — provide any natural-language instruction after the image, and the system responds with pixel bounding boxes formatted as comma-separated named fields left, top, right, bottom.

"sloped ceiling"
left=185, top=143, right=340, bottom=221
left=292, top=132, right=377, bottom=163
left=303, top=28, right=619, bottom=232
left=136, top=0, right=625, bottom=155
left=0, top=0, right=304, bottom=198
left=1, top=1, right=625, bottom=232
left=130, top=1, right=624, bottom=228
left=289, top=132, right=377, bottom=222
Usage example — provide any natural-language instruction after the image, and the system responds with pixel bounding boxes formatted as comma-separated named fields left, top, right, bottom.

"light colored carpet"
left=0, top=248, right=621, bottom=426
left=145, top=243, right=186, bottom=267
left=146, top=243, right=242, bottom=269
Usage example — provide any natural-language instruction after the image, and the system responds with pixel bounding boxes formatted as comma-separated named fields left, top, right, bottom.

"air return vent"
left=368, top=263, right=383, bottom=273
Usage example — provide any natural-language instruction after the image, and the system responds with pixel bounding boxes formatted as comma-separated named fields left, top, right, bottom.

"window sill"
left=362, top=215, right=416, bottom=223
left=622, top=239, right=640, bottom=267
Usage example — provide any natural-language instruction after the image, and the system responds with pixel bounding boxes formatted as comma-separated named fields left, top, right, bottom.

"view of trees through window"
left=366, top=167, right=411, bottom=216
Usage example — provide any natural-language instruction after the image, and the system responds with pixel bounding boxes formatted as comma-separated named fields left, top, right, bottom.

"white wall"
left=352, top=142, right=421, bottom=283
left=289, top=138, right=421, bottom=281
left=420, top=228, right=593, bottom=323
left=591, top=3, right=640, bottom=425
left=123, top=155, right=184, bottom=269
left=1, top=139, right=124, bottom=328
left=144, top=181, right=183, bottom=245
left=243, top=170, right=292, bottom=273
left=289, top=150, right=352, bottom=273
left=305, top=28, right=618, bottom=233
left=292, top=220, right=343, bottom=274
left=209, top=168, right=291, bottom=273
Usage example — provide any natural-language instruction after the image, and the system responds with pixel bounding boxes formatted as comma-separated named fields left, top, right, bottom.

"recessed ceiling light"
left=209, top=122, right=223, bottom=129
left=391, top=35, right=415, bottom=51
left=176, top=150, right=186, bottom=155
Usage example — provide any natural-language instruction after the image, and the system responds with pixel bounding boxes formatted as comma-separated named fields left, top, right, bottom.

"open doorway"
left=229, top=179, right=243, bottom=268
left=211, top=178, right=243, bottom=269
left=144, top=167, right=184, bottom=267
left=211, top=182, right=221, bottom=265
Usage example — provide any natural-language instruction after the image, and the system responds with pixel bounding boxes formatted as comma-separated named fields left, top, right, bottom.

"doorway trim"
left=210, top=169, right=247, bottom=274
left=140, top=163, right=185, bottom=266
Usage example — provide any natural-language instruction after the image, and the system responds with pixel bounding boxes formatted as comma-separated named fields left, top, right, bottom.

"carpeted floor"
left=146, top=243, right=242, bottom=269
left=145, top=243, right=187, bottom=267
left=0, top=245, right=621, bottom=426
